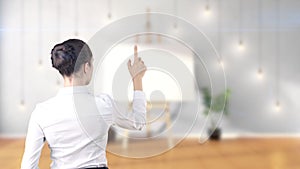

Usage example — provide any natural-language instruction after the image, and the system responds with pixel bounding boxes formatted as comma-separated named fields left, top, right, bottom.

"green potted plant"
left=201, top=87, right=230, bottom=140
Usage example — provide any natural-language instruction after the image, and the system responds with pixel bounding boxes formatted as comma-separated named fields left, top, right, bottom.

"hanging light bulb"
left=55, top=0, right=62, bottom=87
left=202, top=0, right=211, bottom=17
left=205, top=4, right=210, bottom=12
left=74, top=0, right=79, bottom=36
left=38, top=59, right=43, bottom=69
left=38, top=60, right=43, bottom=66
left=173, top=22, right=178, bottom=29
left=238, top=40, right=245, bottom=51
left=204, top=4, right=211, bottom=16
left=237, top=0, right=245, bottom=52
left=37, top=0, right=43, bottom=68
left=217, top=0, right=223, bottom=68
left=145, top=7, right=152, bottom=44
left=20, top=0, right=26, bottom=110
left=274, top=0, right=281, bottom=113
left=173, top=0, right=178, bottom=29
left=257, top=67, right=263, bottom=79
left=219, top=59, right=224, bottom=68
left=56, top=0, right=61, bottom=41
left=19, top=99, right=26, bottom=110
left=107, top=0, right=112, bottom=19
left=256, top=0, right=264, bottom=80
left=275, top=100, right=281, bottom=112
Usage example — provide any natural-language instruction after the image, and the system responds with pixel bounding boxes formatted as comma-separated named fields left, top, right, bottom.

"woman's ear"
left=84, top=62, right=90, bottom=74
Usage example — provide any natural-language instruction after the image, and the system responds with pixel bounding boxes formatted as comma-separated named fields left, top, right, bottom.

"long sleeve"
left=21, top=106, right=45, bottom=169
left=110, top=91, right=147, bottom=130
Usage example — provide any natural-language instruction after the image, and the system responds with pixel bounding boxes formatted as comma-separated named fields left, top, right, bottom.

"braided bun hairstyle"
left=51, top=39, right=92, bottom=76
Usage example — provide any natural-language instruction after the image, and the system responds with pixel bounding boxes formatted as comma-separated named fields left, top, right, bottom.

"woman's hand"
left=127, top=45, right=147, bottom=91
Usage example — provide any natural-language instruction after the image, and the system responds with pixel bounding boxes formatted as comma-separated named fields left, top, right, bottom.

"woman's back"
left=24, top=86, right=111, bottom=168
left=21, top=39, right=147, bottom=169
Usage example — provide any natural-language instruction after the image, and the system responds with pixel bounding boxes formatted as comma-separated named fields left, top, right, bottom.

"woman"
left=21, top=39, right=147, bottom=169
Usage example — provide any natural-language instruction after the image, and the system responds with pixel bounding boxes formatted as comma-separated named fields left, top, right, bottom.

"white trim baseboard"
left=187, top=132, right=300, bottom=139
left=0, top=133, right=26, bottom=138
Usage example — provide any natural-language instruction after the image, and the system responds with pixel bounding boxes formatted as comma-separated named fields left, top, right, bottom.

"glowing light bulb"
left=173, top=22, right=178, bottom=29
left=257, top=68, right=263, bottom=79
left=238, top=40, right=245, bottom=51
left=38, top=60, right=43, bottom=69
left=107, top=12, right=111, bottom=19
left=19, top=100, right=26, bottom=110
left=204, top=5, right=211, bottom=16
left=219, top=59, right=224, bottom=67
left=275, top=100, right=281, bottom=112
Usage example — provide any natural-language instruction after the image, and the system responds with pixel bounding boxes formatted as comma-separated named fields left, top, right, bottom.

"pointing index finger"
left=134, top=45, right=138, bottom=61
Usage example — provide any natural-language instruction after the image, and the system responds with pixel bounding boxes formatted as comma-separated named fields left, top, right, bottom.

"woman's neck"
left=63, top=75, right=87, bottom=87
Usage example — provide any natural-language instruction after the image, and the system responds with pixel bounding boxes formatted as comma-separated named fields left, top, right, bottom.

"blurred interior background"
left=1, top=0, right=299, bottom=138
left=0, top=0, right=300, bottom=168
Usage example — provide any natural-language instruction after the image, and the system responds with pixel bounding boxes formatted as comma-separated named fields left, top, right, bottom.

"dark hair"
left=51, top=39, right=92, bottom=76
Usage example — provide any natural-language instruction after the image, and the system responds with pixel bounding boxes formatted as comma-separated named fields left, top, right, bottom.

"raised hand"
left=127, top=45, right=147, bottom=80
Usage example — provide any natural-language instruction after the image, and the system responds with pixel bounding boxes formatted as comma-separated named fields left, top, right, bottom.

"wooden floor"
left=1, top=137, right=300, bottom=169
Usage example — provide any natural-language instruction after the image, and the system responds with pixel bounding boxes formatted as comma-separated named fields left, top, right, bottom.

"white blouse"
left=21, top=86, right=146, bottom=169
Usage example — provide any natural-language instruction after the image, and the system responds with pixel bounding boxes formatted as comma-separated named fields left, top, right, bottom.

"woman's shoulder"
left=94, top=92, right=113, bottom=102
left=37, top=96, right=61, bottom=107
left=30, top=97, right=57, bottom=120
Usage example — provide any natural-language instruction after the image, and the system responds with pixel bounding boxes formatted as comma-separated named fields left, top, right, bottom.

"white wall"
left=0, top=0, right=300, bottom=136
left=0, top=0, right=2, bottom=134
